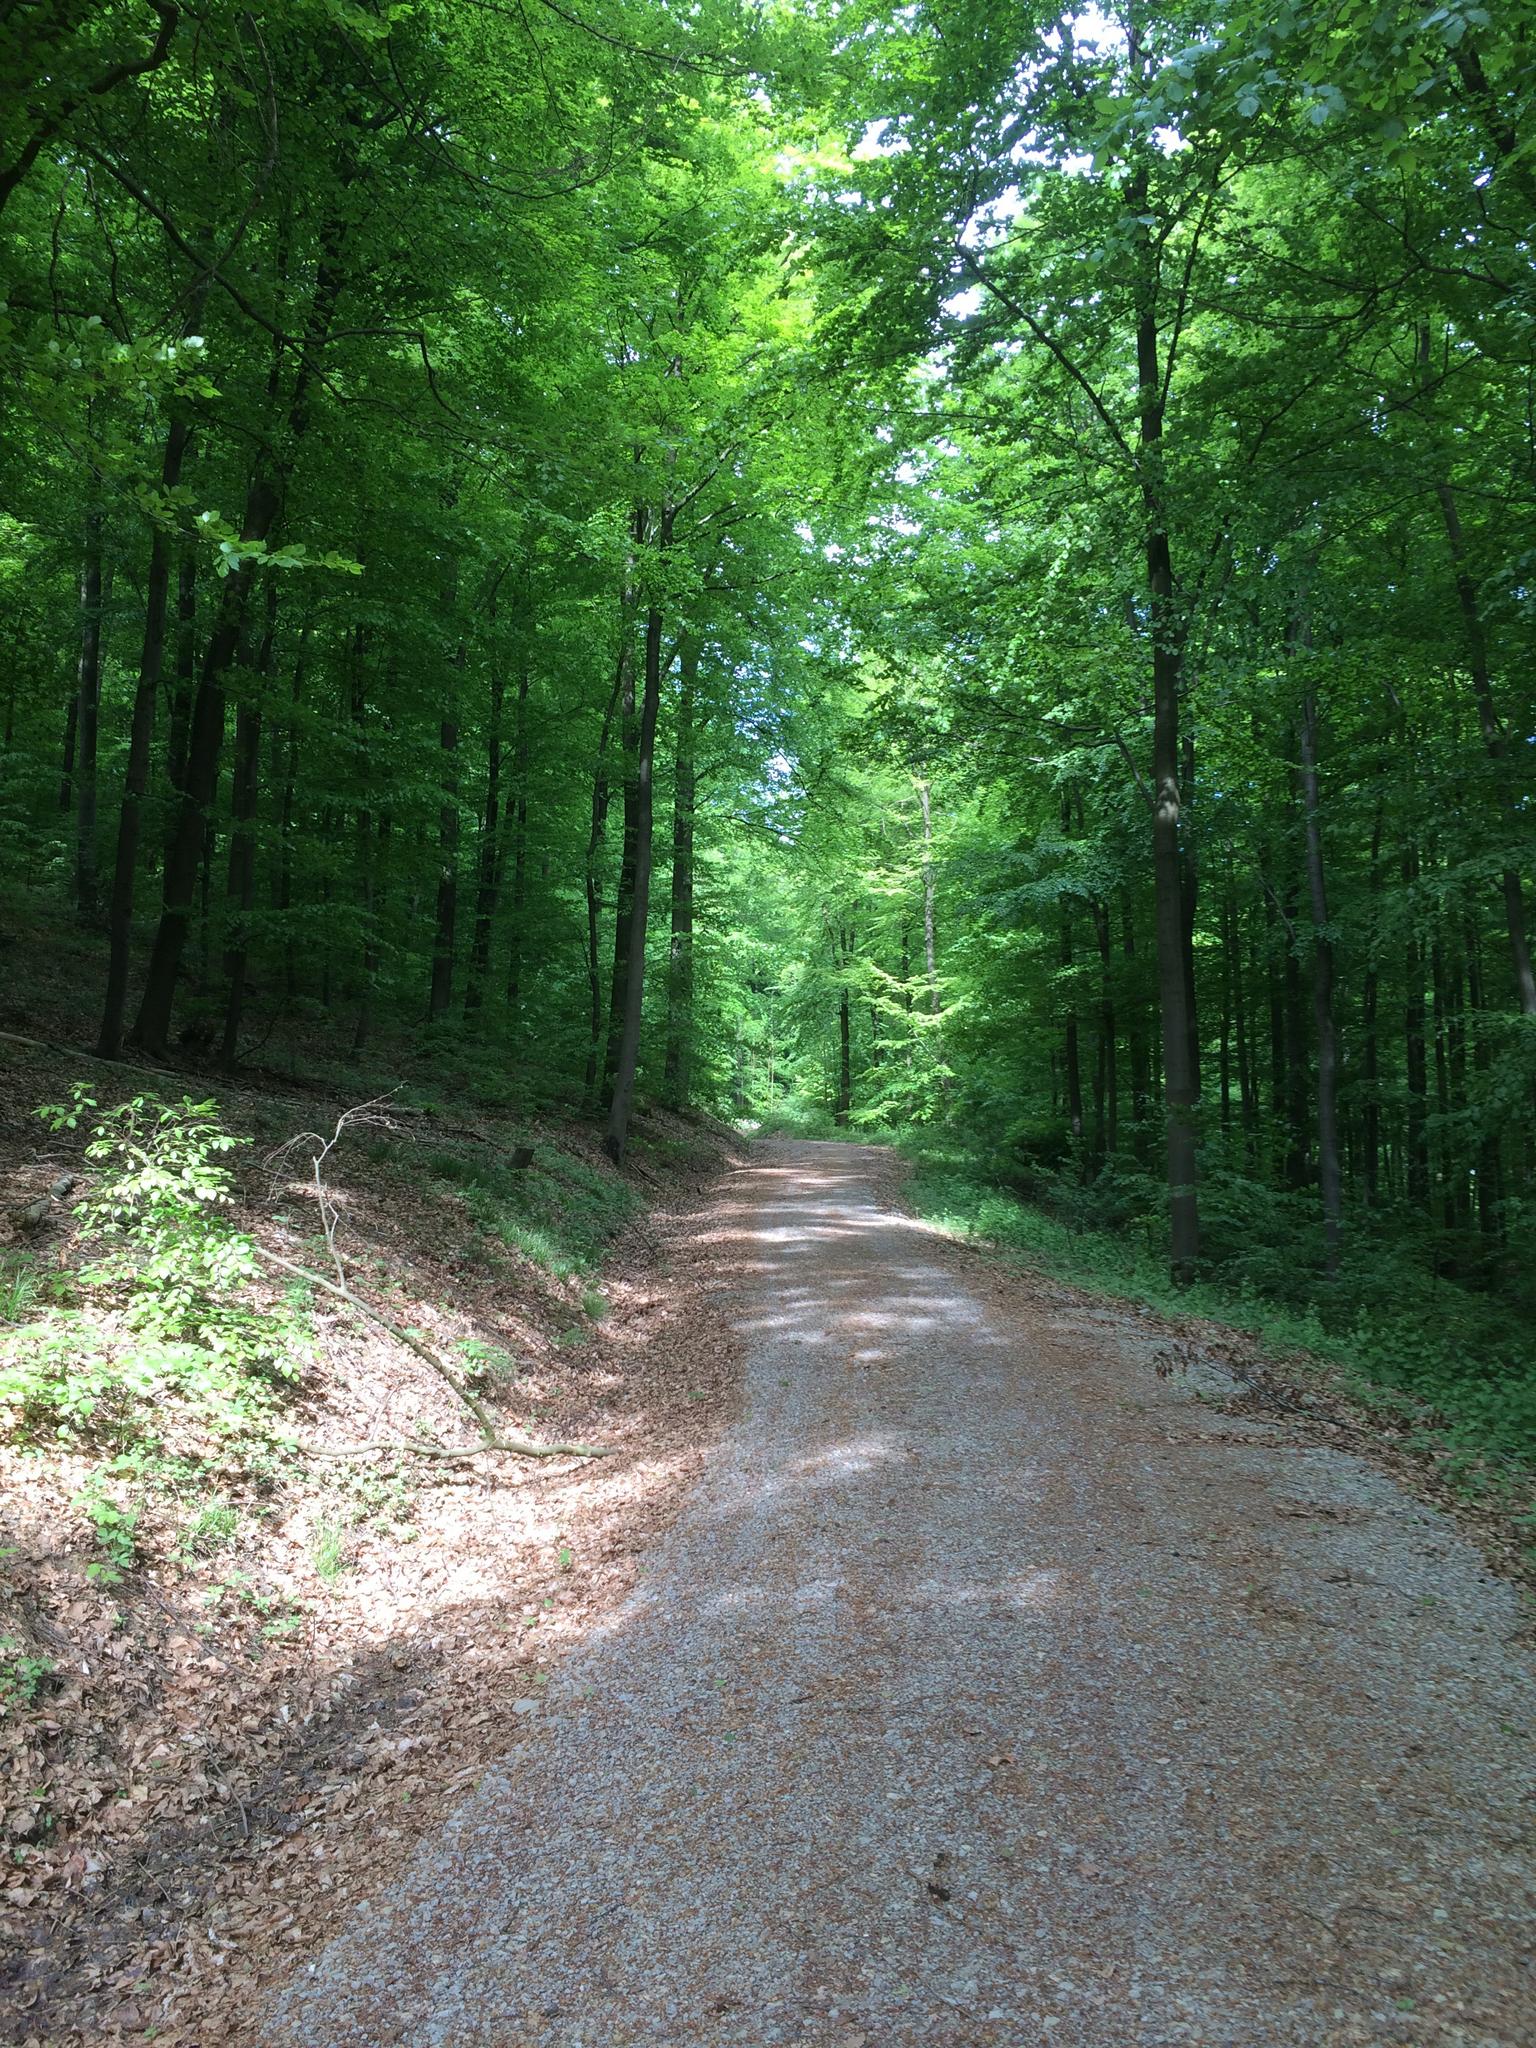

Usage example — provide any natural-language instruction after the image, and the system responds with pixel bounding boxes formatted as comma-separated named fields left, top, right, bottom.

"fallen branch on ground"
left=258, top=1246, right=613, bottom=1462
left=301, top=1432, right=606, bottom=1461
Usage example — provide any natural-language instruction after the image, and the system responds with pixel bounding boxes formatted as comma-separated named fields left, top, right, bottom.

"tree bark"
left=73, top=503, right=105, bottom=925
left=916, top=777, right=940, bottom=1016
left=584, top=644, right=626, bottom=1104
left=604, top=511, right=647, bottom=1104
left=130, top=474, right=280, bottom=1055
left=505, top=663, right=530, bottom=1013
left=98, top=411, right=195, bottom=1058
left=1091, top=896, right=1117, bottom=1158
left=464, top=658, right=505, bottom=1018
left=1403, top=843, right=1430, bottom=1207
left=1132, top=196, right=1199, bottom=1279
left=1434, top=480, right=1536, bottom=1016
left=1298, top=682, right=1342, bottom=1274
left=428, top=637, right=463, bottom=1022
left=218, top=578, right=280, bottom=1067
left=1061, top=907, right=1084, bottom=1151
left=602, top=553, right=667, bottom=1165
left=663, top=636, right=697, bottom=1105
left=131, top=216, right=341, bottom=1054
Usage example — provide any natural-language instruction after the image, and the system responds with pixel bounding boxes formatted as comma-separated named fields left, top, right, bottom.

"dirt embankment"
left=0, top=1046, right=750, bottom=2047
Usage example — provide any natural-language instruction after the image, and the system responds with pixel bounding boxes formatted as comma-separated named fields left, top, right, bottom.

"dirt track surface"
left=264, top=1141, right=1536, bottom=2048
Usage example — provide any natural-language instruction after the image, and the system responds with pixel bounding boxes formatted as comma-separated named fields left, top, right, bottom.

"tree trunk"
left=130, top=222, right=339, bottom=1054
left=1061, top=909, right=1084, bottom=1151
left=1403, top=843, right=1430, bottom=1208
left=58, top=693, right=78, bottom=813
left=835, top=976, right=852, bottom=1128
left=276, top=632, right=305, bottom=1000
left=1091, top=897, right=1116, bottom=1158
left=1431, top=933, right=1458, bottom=1230
left=1434, top=479, right=1536, bottom=1016
left=505, top=663, right=530, bottom=1013
left=1282, top=876, right=1309, bottom=1192
left=218, top=577, right=280, bottom=1067
left=428, top=640, right=462, bottom=1021
left=130, top=474, right=280, bottom=1055
left=1298, top=683, right=1342, bottom=1274
left=73, top=503, right=105, bottom=925
left=98, top=412, right=195, bottom=1057
left=916, top=777, right=940, bottom=1016
left=1361, top=804, right=1384, bottom=1205
left=584, top=644, right=626, bottom=1104
left=602, top=557, right=667, bottom=1165
left=604, top=516, right=647, bottom=1104
left=1121, top=893, right=1151, bottom=1162
left=663, top=637, right=697, bottom=1105
left=464, top=659, right=505, bottom=1018
left=1133, top=213, right=1199, bottom=1279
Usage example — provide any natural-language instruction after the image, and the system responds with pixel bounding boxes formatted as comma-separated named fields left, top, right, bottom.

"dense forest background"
left=2, top=0, right=1534, bottom=1453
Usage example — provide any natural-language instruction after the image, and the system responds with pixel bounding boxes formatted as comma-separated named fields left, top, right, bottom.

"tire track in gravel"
left=263, top=1140, right=1536, bottom=2048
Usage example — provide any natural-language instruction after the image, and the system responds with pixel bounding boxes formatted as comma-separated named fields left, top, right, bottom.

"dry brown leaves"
left=0, top=1047, right=748, bottom=2047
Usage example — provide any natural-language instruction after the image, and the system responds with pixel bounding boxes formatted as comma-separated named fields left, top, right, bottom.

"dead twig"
left=259, top=1246, right=611, bottom=1461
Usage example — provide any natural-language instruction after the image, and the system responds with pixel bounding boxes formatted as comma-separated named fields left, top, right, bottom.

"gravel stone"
left=265, top=1141, right=1536, bottom=2047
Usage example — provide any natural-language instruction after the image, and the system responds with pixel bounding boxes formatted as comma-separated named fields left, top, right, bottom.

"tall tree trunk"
left=1298, top=683, right=1342, bottom=1275
left=1434, top=481, right=1536, bottom=1016
left=276, top=631, right=305, bottom=1000
left=916, top=777, right=940, bottom=1016
left=1282, top=876, right=1309, bottom=1192
left=663, top=637, right=697, bottom=1105
left=584, top=644, right=626, bottom=1104
left=1403, top=843, right=1430, bottom=1208
left=98, top=412, right=195, bottom=1058
left=1179, top=726, right=1200, bottom=1093
left=1465, top=916, right=1502, bottom=1241
left=1121, top=892, right=1150, bottom=1161
left=130, top=220, right=339, bottom=1054
left=1061, top=908, right=1084, bottom=1152
left=162, top=545, right=198, bottom=847
left=428, top=638, right=463, bottom=1022
left=603, top=548, right=667, bottom=1165
left=218, top=578, right=280, bottom=1067
left=1132, top=193, right=1199, bottom=1278
left=505, top=664, right=530, bottom=1013
left=1361, top=805, right=1384, bottom=1205
left=604, top=512, right=647, bottom=1103
left=130, top=474, right=280, bottom=1055
left=837, top=987, right=852, bottom=1124
left=1431, top=932, right=1457, bottom=1231
left=1091, top=897, right=1117, bottom=1158
left=343, top=627, right=378, bottom=1057
left=464, top=660, right=505, bottom=1018
left=73, top=503, right=105, bottom=925
left=1219, top=907, right=1235, bottom=1142
left=58, top=693, right=78, bottom=813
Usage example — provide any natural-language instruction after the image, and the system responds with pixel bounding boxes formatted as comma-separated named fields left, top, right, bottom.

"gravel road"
left=265, top=1141, right=1535, bottom=2048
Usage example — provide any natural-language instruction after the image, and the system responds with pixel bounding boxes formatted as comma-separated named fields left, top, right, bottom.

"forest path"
left=267, top=1140, right=1535, bottom=2048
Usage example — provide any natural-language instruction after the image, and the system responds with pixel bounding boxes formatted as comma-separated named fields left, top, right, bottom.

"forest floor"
left=0, top=1037, right=749, bottom=2047
left=253, top=1139, right=1534, bottom=2048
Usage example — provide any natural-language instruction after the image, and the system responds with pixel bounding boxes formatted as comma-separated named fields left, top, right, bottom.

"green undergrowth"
left=901, top=1133, right=1536, bottom=1488
left=738, top=1101, right=852, bottom=1140
left=0, top=1087, right=309, bottom=1469
left=421, top=1141, right=641, bottom=1281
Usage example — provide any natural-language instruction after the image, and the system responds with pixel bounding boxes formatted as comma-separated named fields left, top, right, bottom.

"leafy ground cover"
left=0, top=1041, right=742, bottom=2045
